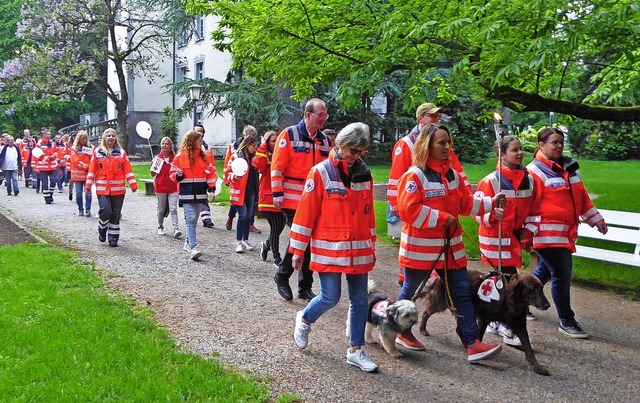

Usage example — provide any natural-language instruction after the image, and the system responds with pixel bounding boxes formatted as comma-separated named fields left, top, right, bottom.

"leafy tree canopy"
left=187, top=0, right=640, bottom=121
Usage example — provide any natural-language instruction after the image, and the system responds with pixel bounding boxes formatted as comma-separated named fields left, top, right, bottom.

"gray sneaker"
left=346, top=348, right=378, bottom=373
left=559, top=320, right=589, bottom=339
left=294, top=310, right=311, bottom=349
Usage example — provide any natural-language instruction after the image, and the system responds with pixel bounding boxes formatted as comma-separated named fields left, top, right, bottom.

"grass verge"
left=0, top=243, right=270, bottom=401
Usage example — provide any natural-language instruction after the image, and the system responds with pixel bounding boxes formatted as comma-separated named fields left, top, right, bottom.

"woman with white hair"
left=291, top=122, right=379, bottom=373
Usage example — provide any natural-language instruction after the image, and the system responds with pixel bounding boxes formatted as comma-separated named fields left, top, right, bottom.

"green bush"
left=159, top=108, right=179, bottom=148
left=570, top=120, right=640, bottom=160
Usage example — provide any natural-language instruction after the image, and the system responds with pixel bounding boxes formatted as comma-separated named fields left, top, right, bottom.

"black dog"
left=414, top=270, right=551, bottom=375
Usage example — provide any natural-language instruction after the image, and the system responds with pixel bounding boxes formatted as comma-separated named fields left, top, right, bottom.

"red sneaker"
left=467, top=339, right=502, bottom=362
left=250, top=224, right=262, bottom=234
left=395, top=329, right=425, bottom=351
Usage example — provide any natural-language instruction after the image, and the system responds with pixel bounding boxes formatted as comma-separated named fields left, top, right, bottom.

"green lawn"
left=0, top=244, right=270, bottom=401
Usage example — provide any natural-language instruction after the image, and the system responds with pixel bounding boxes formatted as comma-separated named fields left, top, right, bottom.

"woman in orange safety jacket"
left=170, top=129, right=217, bottom=261
left=228, top=135, right=259, bottom=253
left=252, top=130, right=286, bottom=265
left=20, top=138, right=37, bottom=188
left=395, top=124, right=505, bottom=362
left=290, top=122, right=380, bottom=373
left=32, top=127, right=59, bottom=204
left=70, top=130, right=94, bottom=217
left=525, top=128, right=607, bottom=339
left=86, top=128, right=137, bottom=247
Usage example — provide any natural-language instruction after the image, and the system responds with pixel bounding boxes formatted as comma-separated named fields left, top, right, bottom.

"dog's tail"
left=368, top=279, right=376, bottom=293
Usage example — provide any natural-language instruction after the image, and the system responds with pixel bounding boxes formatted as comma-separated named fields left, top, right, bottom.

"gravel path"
left=1, top=185, right=638, bottom=402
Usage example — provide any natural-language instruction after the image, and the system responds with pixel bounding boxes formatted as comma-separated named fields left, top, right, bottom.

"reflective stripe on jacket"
left=525, top=153, right=603, bottom=252
left=271, top=120, right=332, bottom=210
left=32, top=140, right=59, bottom=172
left=252, top=143, right=278, bottom=212
left=170, top=151, right=216, bottom=205
left=69, top=147, right=94, bottom=182
left=397, top=158, right=493, bottom=271
left=475, top=164, right=536, bottom=268
left=289, top=150, right=376, bottom=274
left=86, top=146, right=137, bottom=195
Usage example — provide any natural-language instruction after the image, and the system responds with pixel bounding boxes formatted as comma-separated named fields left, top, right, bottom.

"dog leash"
left=441, top=227, right=458, bottom=316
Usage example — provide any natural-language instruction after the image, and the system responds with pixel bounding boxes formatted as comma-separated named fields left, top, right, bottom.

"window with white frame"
left=177, top=65, right=188, bottom=82
left=194, top=62, right=204, bottom=80
left=195, top=15, right=204, bottom=41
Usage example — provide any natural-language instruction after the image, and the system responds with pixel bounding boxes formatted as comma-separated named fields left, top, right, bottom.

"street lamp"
left=188, top=83, right=203, bottom=127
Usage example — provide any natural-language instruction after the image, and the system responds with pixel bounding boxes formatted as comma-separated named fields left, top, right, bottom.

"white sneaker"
left=183, top=241, right=191, bottom=252
left=485, top=322, right=500, bottom=335
left=242, top=240, right=254, bottom=251
left=235, top=242, right=244, bottom=253
left=494, top=323, right=522, bottom=347
left=346, top=348, right=378, bottom=373
left=157, top=228, right=166, bottom=235
left=190, top=248, right=202, bottom=260
left=294, top=310, right=311, bottom=349
left=173, top=229, right=182, bottom=239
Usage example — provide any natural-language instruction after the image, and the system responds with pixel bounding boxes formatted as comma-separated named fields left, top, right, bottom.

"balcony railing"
left=58, top=119, right=118, bottom=142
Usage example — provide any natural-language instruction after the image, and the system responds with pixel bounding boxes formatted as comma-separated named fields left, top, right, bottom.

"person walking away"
left=524, top=128, right=607, bottom=339
left=69, top=130, right=94, bottom=216
left=32, top=128, right=59, bottom=204
left=171, top=129, right=217, bottom=261
left=475, top=136, right=537, bottom=346
left=228, top=135, right=259, bottom=253
left=152, top=136, right=181, bottom=238
left=0, top=136, right=22, bottom=196
left=253, top=130, right=287, bottom=266
left=291, top=122, right=379, bottom=372
left=396, top=124, right=505, bottom=362
left=272, top=98, right=333, bottom=301
left=85, top=128, right=138, bottom=247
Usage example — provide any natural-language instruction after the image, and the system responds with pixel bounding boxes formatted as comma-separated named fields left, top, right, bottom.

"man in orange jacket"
left=272, top=98, right=332, bottom=301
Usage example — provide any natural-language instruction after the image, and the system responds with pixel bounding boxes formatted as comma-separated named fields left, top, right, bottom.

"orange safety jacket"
left=252, top=143, right=279, bottom=212
left=397, top=157, right=495, bottom=271
left=170, top=151, right=217, bottom=205
left=387, top=125, right=471, bottom=209
left=475, top=163, right=536, bottom=268
left=222, top=142, right=236, bottom=185
left=271, top=120, right=332, bottom=210
left=228, top=152, right=258, bottom=207
left=289, top=150, right=376, bottom=274
left=32, top=139, right=59, bottom=172
left=69, top=146, right=94, bottom=182
left=20, top=146, right=34, bottom=168
left=86, top=146, right=137, bottom=195
left=525, top=153, right=603, bottom=252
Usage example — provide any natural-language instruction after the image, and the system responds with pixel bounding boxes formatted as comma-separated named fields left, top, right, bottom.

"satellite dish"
left=136, top=121, right=152, bottom=139
left=32, top=148, right=44, bottom=159
left=231, top=158, right=248, bottom=176
left=214, top=177, right=223, bottom=196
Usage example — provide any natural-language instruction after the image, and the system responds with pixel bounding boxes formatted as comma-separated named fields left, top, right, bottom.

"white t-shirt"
left=1, top=146, right=19, bottom=170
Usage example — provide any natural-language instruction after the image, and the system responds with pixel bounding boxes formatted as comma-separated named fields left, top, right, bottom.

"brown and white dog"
left=414, top=269, right=552, bottom=375
left=347, top=280, right=418, bottom=358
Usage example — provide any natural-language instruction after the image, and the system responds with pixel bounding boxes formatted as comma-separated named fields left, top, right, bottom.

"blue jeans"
left=183, top=203, right=203, bottom=249
left=399, top=267, right=478, bottom=346
left=56, top=167, right=67, bottom=190
left=74, top=181, right=92, bottom=213
left=302, top=272, right=368, bottom=347
left=236, top=192, right=256, bottom=241
left=3, top=170, right=19, bottom=194
left=532, top=248, right=575, bottom=323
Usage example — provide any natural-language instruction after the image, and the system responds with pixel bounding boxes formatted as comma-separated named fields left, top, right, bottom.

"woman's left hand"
left=595, top=220, right=608, bottom=235
left=493, top=207, right=504, bottom=220
left=492, top=192, right=506, bottom=207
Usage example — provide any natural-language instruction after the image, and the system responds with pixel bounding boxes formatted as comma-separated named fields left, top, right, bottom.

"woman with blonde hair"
left=70, top=130, right=94, bottom=216
left=152, top=136, right=181, bottom=238
left=170, top=130, right=217, bottom=260
left=86, top=128, right=137, bottom=247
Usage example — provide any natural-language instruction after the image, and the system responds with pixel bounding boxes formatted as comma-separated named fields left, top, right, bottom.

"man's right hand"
left=292, top=254, right=303, bottom=271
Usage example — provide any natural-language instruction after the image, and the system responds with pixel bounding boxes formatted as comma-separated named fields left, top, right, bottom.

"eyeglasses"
left=544, top=141, right=564, bottom=147
left=312, top=112, right=329, bottom=119
left=349, top=147, right=368, bottom=156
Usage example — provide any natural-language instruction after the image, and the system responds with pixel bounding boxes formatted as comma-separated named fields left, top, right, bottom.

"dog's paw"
left=534, top=365, right=550, bottom=376
left=419, top=329, right=431, bottom=336
left=391, top=351, right=404, bottom=358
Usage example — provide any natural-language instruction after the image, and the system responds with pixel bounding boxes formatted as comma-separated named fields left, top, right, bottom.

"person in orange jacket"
left=525, top=128, right=607, bottom=339
left=228, top=135, right=259, bottom=253
left=32, top=127, right=59, bottom=204
left=52, top=133, right=68, bottom=193
left=252, top=130, right=287, bottom=266
left=291, top=122, right=379, bottom=373
left=387, top=103, right=471, bottom=284
left=20, top=137, right=37, bottom=188
left=395, top=124, right=506, bottom=362
left=85, top=128, right=137, bottom=247
left=70, top=130, right=94, bottom=216
left=272, top=98, right=333, bottom=301
left=475, top=136, right=537, bottom=346
left=170, top=129, right=217, bottom=261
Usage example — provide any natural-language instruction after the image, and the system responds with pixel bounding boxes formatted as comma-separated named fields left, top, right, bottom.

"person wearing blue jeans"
left=532, top=249, right=574, bottom=321
left=0, top=136, right=22, bottom=196
left=182, top=202, right=203, bottom=253
left=74, top=181, right=92, bottom=216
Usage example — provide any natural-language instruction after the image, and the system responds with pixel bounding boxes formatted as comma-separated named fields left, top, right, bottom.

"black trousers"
left=265, top=211, right=287, bottom=261
left=275, top=208, right=313, bottom=291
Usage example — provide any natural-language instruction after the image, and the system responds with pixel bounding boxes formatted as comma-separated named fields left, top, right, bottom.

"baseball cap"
left=416, top=103, right=444, bottom=118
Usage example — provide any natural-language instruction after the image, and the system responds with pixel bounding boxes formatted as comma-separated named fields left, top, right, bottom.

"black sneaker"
left=202, top=220, right=214, bottom=228
left=559, top=320, right=589, bottom=339
left=260, top=241, right=269, bottom=261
